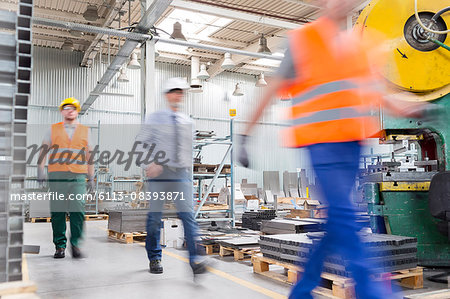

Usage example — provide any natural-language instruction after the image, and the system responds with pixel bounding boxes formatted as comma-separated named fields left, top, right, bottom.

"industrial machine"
left=355, top=0, right=450, bottom=266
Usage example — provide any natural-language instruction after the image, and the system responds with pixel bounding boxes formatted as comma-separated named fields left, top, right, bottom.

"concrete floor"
left=24, top=221, right=448, bottom=299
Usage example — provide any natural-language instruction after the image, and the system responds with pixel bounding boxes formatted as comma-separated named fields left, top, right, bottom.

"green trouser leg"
left=51, top=212, right=67, bottom=249
left=68, top=212, right=84, bottom=248
left=49, top=172, right=86, bottom=249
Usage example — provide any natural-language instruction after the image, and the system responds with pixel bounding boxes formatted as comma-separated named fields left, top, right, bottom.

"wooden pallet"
left=194, top=164, right=217, bottom=174
left=219, top=245, right=260, bottom=261
left=108, top=230, right=147, bottom=244
left=194, top=164, right=231, bottom=174
left=85, top=214, right=109, bottom=221
left=199, top=204, right=229, bottom=211
left=197, top=243, right=220, bottom=255
left=374, top=267, right=424, bottom=289
left=251, top=254, right=423, bottom=299
left=221, top=165, right=231, bottom=174
left=0, top=281, right=39, bottom=299
left=30, top=214, right=109, bottom=223
left=30, top=217, right=51, bottom=223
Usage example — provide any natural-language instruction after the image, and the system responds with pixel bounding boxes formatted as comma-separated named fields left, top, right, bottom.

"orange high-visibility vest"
left=48, top=122, right=89, bottom=173
left=279, top=17, right=382, bottom=148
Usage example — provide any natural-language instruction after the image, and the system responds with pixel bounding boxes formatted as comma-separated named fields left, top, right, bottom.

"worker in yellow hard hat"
left=37, top=97, right=94, bottom=259
left=58, top=97, right=81, bottom=112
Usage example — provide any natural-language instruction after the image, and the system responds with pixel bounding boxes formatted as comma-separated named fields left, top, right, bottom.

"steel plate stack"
left=260, top=218, right=324, bottom=235
left=241, top=210, right=276, bottom=230
left=260, top=233, right=418, bottom=276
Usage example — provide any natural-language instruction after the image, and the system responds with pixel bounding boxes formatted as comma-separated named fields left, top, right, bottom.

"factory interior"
left=0, top=0, right=449, bottom=298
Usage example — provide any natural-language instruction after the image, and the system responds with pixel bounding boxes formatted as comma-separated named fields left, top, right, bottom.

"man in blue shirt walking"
left=136, top=77, right=207, bottom=276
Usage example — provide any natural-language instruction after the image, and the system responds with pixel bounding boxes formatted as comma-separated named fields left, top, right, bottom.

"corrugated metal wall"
left=29, top=46, right=308, bottom=191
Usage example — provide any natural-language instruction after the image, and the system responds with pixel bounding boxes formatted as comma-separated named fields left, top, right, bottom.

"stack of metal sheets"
left=217, top=236, right=260, bottom=249
left=260, top=233, right=418, bottom=276
left=260, top=218, right=323, bottom=234
left=242, top=210, right=276, bottom=230
left=108, top=209, right=149, bottom=233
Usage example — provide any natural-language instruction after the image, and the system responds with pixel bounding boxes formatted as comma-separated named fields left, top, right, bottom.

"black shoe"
left=71, top=246, right=83, bottom=259
left=54, top=248, right=65, bottom=259
left=191, top=260, right=209, bottom=275
left=149, top=260, right=163, bottom=274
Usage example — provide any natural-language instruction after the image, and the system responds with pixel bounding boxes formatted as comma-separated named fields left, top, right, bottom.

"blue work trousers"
left=145, top=167, right=199, bottom=267
left=290, top=142, right=387, bottom=299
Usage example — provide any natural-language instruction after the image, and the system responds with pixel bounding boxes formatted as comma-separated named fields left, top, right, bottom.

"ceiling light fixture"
left=117, top=68, right=129, bottom=83
left=83, top=5, right=99, bottom=22
left=61, top=39, right=74, bottom=51
left=255, top=73, right=267, bottom=87
left=221, top=52, right=235, bottom=70
left=190, top=56, right=203, bottom=93
left=171, top=22, right=187, bottom=41
left=233, top=83, right=244, bottom=96
left=127, top=52, right=141, bottom=69
left=189, top=84, right=203, bottom=93
left=257, top=34, right=271, bottom=55
left=197, top=64, right=210, bottom=80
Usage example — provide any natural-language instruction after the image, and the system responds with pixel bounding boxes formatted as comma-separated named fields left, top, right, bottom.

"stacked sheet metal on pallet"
left=260, top=218, right=325, bottom=234
left=108, top=209, right=149, bottom=233
left=259, top=233, right=418, bottom=277
left=242, top=210, right=276, bottom=230
left=217, top=236, right=260, bottom=249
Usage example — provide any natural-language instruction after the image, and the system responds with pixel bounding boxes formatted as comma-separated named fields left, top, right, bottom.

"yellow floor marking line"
left=95, top=233, right=286, bottom=298
left=163, top=250, right=287, bottom=299
left=22, top=254, right=29, bottom=281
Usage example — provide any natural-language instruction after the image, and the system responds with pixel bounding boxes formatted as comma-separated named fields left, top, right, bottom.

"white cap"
left=163, top=77, right=190, bottom=94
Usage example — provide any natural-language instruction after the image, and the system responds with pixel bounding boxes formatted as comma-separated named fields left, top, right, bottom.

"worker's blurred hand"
left=417, top=104, right=445, bottom=122
left=383, top=94, right=443, bottom=120
left=87, top=176, right=95, bottom=193
left=145, top=162, right=164, bottom=178
left=237, top=134, right=250, bottom=168
left=37, top=167, right=47, bottom=187
left=401, top=102, right=444, bottom=122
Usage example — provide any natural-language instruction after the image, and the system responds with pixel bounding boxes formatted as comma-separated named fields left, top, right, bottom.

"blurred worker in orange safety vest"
left=237, top=0, right=432, bottom=298
left=37, top=97, right=94, bottom=260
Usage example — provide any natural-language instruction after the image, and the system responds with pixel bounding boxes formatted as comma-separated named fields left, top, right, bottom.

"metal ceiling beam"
left=31, top=35, right=91, bottom=46
left=155, top=52, right=224, bottom=62
left=154, top=35, right=282, bottom=60
left=184, top=35, right=248, bottom=48
left=149, top=51, right=278, bottom=75
left=170, top=0, right=301, bottom=29
left=0, top=2, right=106, bottom=25
left=91, top=34, right=248, bottom=50
left=281, top=0, right=322, bottom=9
left=80, top=0, right=172, bottom=114
left=206, top=30, right=287, bottom=79
left=240, top=64, right=276, bottom=73
left=32, top=17, right=282, bottom=61
left=80, top=0, right=129, bottom=67
left=32, top=27, right=94, bottom=40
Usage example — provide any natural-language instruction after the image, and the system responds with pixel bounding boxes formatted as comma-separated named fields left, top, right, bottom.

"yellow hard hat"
left=59, top=97, right=81, bottom=112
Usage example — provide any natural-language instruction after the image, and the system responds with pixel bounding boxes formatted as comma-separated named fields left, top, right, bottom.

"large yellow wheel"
left=355, top=0, right=450, bottom=95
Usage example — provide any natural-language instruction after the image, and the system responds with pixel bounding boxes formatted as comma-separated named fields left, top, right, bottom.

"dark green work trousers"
left=48, top=172, right=86, bottom=249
